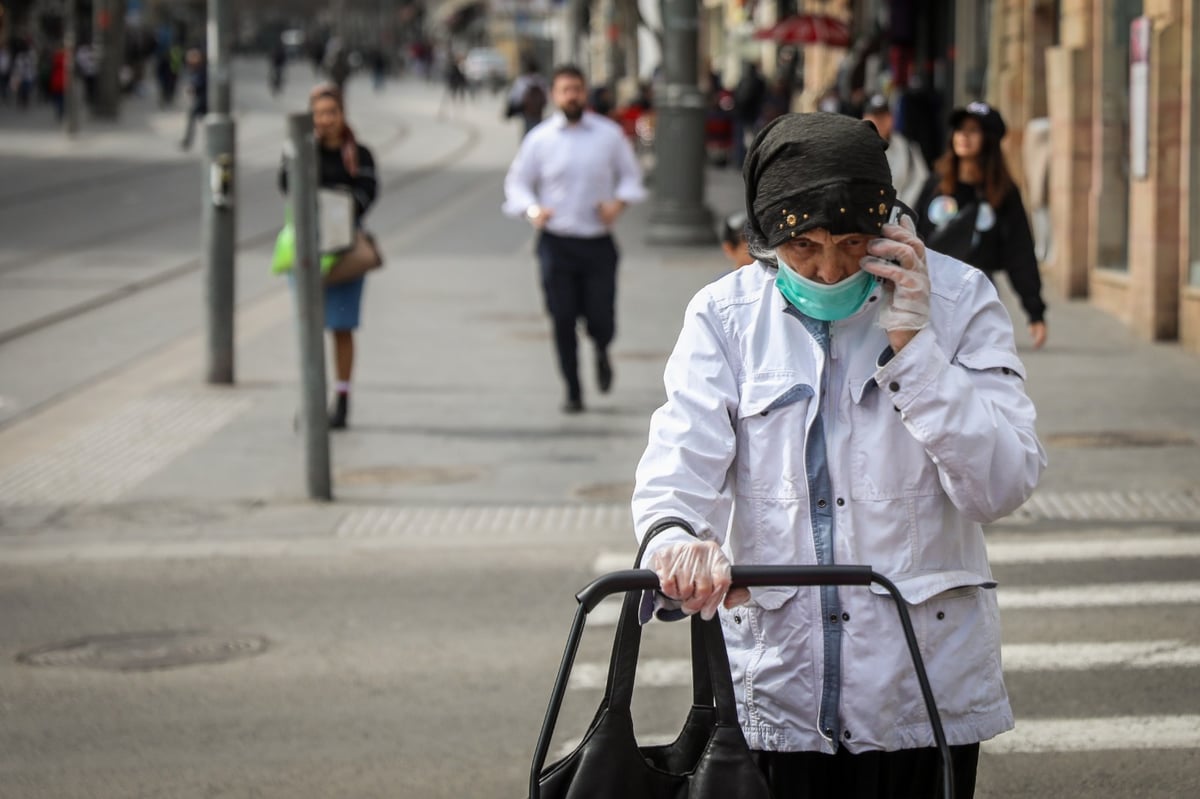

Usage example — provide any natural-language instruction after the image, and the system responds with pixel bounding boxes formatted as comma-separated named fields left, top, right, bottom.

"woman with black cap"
left=916, top=101, right=1048, bottom=350
left=631, top=111, right=1045, bottom=797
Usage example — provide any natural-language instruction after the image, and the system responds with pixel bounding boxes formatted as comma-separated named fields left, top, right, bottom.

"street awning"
left=753, top=14, right=852, bottom=49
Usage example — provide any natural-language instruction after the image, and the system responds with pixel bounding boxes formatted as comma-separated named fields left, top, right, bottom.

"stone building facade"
left=992, top=0, right=1199, bottom=352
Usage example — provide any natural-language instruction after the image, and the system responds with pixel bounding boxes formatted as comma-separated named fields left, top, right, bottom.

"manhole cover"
left=18, top=631, right=268, bottom=672
left=1045, top=431, right=1197, bottom=449
left=338, top=465, right=484, bottom=486
left=574, top=481, right=636, bottom=501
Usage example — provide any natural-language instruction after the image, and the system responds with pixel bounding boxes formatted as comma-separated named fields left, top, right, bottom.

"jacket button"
left=734, top=614, right=742, bottom=624
left=836, top=498, right=845, bottom=506
left=817, top=498, right=827, bottom=508
left=842, top=612, right=850, bottom=622
left=937, top=611, right=946, bottom=620
left=824, top=728, right=834, bottom=738
left=844, top=730, right=852, bottom=740
left=829, top=613, right=838, bottom=623
left=888, top=381, right=900, bottom=392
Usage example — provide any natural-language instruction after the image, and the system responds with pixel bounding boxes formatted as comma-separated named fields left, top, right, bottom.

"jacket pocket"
left=734, top=378, right=814, bottom=500
left=848, top=377, right=942, bottom=500
left=871, top=570, right=1004, bottom=716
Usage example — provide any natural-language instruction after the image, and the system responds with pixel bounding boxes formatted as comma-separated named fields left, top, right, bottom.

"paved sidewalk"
left=1, top=79, right=1199, bottom=551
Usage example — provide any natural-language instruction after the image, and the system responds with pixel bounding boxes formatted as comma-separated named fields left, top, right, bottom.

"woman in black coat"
left=916, top=102, right=1047, bottom=350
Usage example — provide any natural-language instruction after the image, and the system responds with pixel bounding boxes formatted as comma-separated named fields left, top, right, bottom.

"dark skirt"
left=752, top=743, right=979, bottom=799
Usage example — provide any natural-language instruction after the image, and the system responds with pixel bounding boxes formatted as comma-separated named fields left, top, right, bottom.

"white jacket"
left=632, top=253, right=1046, bottom=753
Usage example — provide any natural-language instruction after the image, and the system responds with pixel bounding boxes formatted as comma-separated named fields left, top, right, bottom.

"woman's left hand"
left=860, top=215, right=931, bottom=353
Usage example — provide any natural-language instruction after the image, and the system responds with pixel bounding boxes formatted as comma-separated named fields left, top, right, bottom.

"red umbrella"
left=753, top=14, right=852, bottom=48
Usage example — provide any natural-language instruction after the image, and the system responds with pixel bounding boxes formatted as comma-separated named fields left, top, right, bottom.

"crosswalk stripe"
left=565, top=640, right=1200, bottom=691
left=999, top=582, right=1200, bottom=609
left=552, top=716, right=1200, bottom=760
left=591, top=534, right=1200, bottom=576
left=983, top=715, right=1200, bottom=753
left=580, top=581, right=1200, bottom=628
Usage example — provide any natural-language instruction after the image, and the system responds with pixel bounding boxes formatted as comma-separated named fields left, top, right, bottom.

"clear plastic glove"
left=860, top=215, right=931, bottom=337
left=648, top=540, right=751, bottom=620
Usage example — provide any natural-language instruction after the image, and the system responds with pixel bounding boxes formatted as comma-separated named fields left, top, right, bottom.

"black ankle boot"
left=329, top=393, right=349, bottom=429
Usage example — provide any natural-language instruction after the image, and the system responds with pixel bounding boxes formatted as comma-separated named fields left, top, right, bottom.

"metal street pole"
left=287, top=113, right=333, bottom=502
left=64, top=0, right=81, bottom=135
left=647, top=0, right=714, bottom=245
left=203, top=0, right=236, bottom=384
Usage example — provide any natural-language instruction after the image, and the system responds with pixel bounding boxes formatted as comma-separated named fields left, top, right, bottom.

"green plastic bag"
left=271, top=219, right=338, bottom=275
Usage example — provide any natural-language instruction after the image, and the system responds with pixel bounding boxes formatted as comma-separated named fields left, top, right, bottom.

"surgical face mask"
left=774, top=252, right=877, bottom=321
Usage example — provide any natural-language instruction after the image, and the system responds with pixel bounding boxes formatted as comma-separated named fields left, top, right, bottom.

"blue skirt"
left=324, top=276, right=365, bottom=331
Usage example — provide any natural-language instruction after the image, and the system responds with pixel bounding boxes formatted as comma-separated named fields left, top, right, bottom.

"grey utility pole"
left=286, top=113, right=333, bottom=501
left=203, top=0, right=237, bottom=384
left=63, top=0, right=81, bottom=135
left=647, top=0, right=714, bottom=245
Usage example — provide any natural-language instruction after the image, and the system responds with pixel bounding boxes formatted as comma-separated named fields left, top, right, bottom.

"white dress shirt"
left=503, top=110, right=646, bottom=238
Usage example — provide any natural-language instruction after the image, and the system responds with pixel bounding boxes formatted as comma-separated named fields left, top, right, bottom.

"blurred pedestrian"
left=505, top=57, right=547, bottom=137
left=731, top=61, right=766, bottom=167
left=324, top=38, right=351, bottom=96
left=12, top=45, right=36, bottom=109
left=179, top=48, right=207, bottom=150
left=915, top=101, right=1048, bottom=350
left=278, top=84, right=378, bottom=429
left=48, top=43, right=67, bottom=121
left=76, top=41, right=99, bottom=107
left=503, top=64, right=646, bottom=413
left=269, top=41, right=287, bottom=96
left=633, top=111, right=1045, bottom=798
left=719, top=211, right=752, bottom=270
left=156, top=45, right=179, bottom=106
left=0, top=43, right=11, bottom=105
left=437, top=53, right=467, bottom=117
left=862, top=93, right=928, bottom=207
left=369, top=49, right=387, bottom=92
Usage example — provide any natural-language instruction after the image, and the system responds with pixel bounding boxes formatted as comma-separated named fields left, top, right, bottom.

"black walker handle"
left=532, top=565, right=954, bottom=799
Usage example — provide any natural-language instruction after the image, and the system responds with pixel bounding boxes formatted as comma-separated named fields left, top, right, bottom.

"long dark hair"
left=934, top=120, right=1014, bottom=209
left=309, top=83, right=360, bottom=176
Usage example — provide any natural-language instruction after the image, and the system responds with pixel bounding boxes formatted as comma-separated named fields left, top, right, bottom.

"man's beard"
left=561, top=103, right=584, bottom=122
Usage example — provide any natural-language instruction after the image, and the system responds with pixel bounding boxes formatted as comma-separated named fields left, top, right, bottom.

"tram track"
left=0, top=114, right=482, bottom=347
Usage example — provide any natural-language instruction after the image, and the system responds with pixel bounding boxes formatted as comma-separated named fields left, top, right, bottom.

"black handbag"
left=529, top=587, right=772, bottom=799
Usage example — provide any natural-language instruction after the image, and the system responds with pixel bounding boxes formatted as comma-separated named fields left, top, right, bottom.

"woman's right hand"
left=649, top=540, right=751, bottom=620
left=1029, top=321, right=1047, bottom=350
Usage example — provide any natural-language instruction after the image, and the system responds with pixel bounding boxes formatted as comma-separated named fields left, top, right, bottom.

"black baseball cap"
left=862, top=93, right=890, bottom=115
left=949, top=101, right=1007, bottom=139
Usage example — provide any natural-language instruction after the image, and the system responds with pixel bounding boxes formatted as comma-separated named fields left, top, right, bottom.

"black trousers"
left=752, top=743, right=979, bottom=799
left=535, top=232, right=618, bottom=400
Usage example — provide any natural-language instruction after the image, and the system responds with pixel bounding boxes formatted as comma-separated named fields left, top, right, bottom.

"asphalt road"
left=0, top=60, right=1197, bottom=798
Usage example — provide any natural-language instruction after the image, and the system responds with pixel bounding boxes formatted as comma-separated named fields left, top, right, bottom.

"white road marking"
left=550, top=716, right=1200, bottom=760
left=988, top=535, right=1200, bottom=563
left=593, top=534, right=1200, bottom=576
left=999, top=582, right=1200, bottom=609
left=565, top=640, right=1200, bottom=691
left=983, top=715, right=1200, bottom=754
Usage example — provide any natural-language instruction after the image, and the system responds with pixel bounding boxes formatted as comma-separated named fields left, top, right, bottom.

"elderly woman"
left=280, top=84, right=378, bottom=429
left=632, top=112, right=1045, bottom=797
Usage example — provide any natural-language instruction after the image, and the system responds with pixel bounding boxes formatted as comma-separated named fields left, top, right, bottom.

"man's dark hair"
left=551, top=64, right=586, bottom=88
